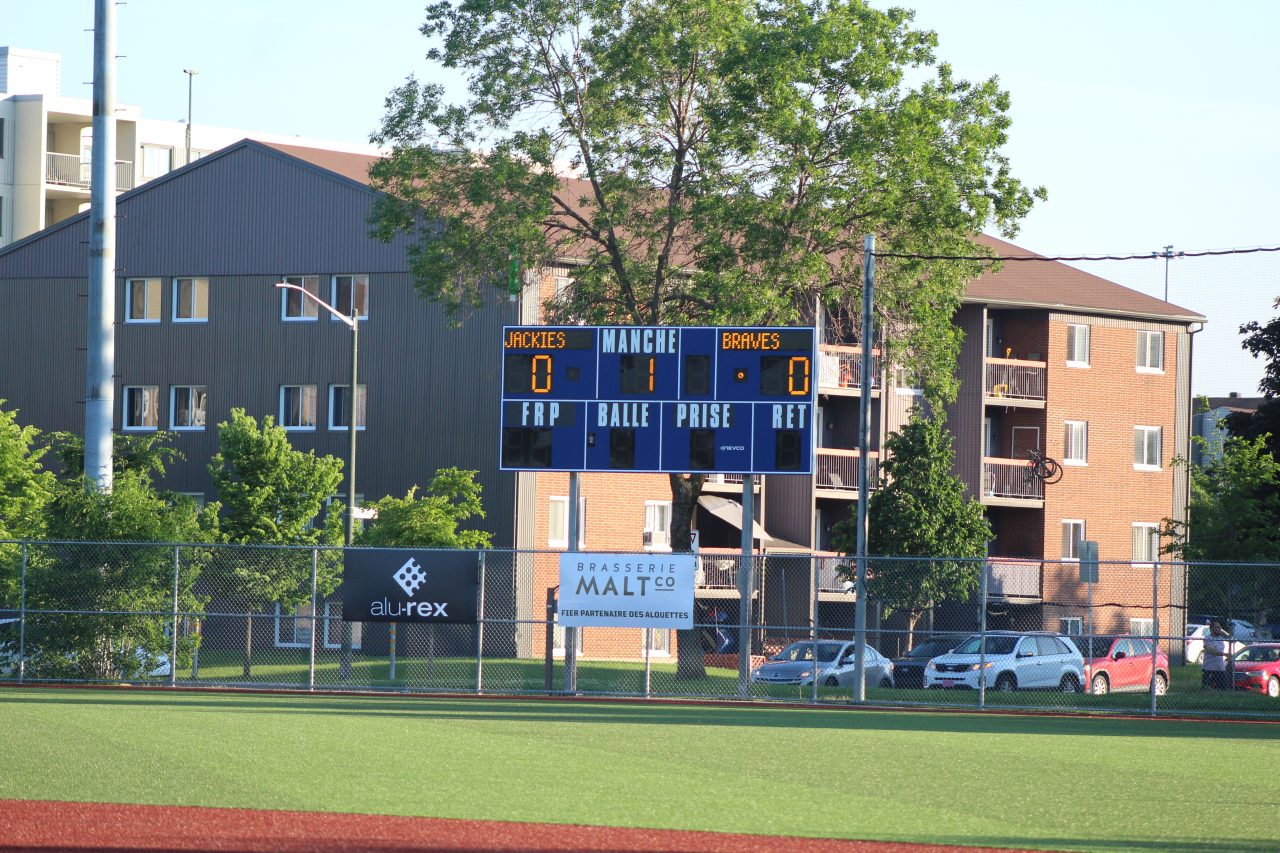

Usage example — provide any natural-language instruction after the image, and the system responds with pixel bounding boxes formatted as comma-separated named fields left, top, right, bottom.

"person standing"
left=1202, top=619, right=1231, bottom=690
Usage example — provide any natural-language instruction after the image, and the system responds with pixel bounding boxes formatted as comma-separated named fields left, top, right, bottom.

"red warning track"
left=0, top=800, right=1037, bottom=852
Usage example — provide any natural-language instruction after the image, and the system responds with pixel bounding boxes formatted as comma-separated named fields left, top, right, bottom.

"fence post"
left=18, top=542, right=27, bottom=685
left=545, top=586, right=556, bottom=695
left=978, top=558, right=989, bottom=711
left=170, top=545, right=180, bottom=687
left=308, top=548, right=318, bottom=691
left=1150, top=560, right=1159, bottom=717
left=475, top=551, right=486, bottom=694
left=810, top=554, right=819, bottom=705
left=643, top=628, right=652, bottom=699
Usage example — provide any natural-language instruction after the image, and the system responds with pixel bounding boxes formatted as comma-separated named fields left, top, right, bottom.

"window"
left=1134, top=426, right=1162, bottom=469
left=280, top=385, right=317, bottom=430
left=1066, top=324, right=1090, bottom=366
left=1058, top=617, right=1083, bottom=636
left=172, top=277, right=209, bottom=321
left=328, top=385, right=367, bottom=430
left=1129, top=618, right=1154, bottom=637
left=176, top=492, right=206, bottom=508
left=274, top=602, right=361, bottom=650
left=331, top=275, right=369, bottom=321
left=1061, top=520, right=1085, bottom=560
left=1132, top=523, right=1160, bottom=565
left=1136, top=330, right=1164, bottom=372
left=280, top=275, right=320, bottom=321
left=141, top=144, right=173, bottom=179
left=170, top=385, right=207, bottom=430
left=548, top=496, right=586, bottom=549
left=644, top=501, right=672, bottom=550
left=552, top=618, right=584, bottom=656
left=1063, top=421, right=1088, bottom=465
left=645, top=628, right=671, bottom=655
left=122, top=385, right=159, bottom=430
left=126, top=278, right=162, bottom=322
left=0, top=117, right=5, bottom=159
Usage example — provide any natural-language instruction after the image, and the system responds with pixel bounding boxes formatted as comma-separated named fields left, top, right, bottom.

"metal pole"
left=308, top=548, right=318, bottom=690
left=340, top=301, right=359, bottom=681
left=738, top=474, right=754, bottom=697
left=545, top=586, right=556, bottom=694
left=183, top=69, right=197, bottom=166
left=18, top=542, right=27, bottom=685
left=643, top=628, right=652, bottom=698
left=170, top=546, right=180, bottom=687
left=978, top=557, right=989, bottom=710
left=1150, top=559, right=1159, bottom=716
left=564, top=472, right=580, bottom=693
left=853, top=235, right=875, bottom=702
left=811, top=554, right=820, bottom=705
left=475, top=551, right=486, bottom=694
left=85, top=0, right=118, bottom=492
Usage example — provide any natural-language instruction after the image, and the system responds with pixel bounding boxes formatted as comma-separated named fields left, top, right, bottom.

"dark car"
left=891, top=635, right=963, bottom=689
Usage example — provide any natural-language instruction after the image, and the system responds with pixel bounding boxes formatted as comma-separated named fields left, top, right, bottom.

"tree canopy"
left=357, top=468, right=493, bottom=549
left=1226, top=296, right=1280, bottom=457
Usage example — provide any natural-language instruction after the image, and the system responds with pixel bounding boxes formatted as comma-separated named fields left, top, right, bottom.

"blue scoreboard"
left=500, top=326, right=816, bottom=474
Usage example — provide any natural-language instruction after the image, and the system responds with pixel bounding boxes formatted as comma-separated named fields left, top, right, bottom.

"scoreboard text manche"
left=499, top=326, right=816, bottom=474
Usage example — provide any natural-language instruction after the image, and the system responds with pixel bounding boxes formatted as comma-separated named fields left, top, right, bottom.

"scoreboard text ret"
left=499, top=326, right=816, bottom=475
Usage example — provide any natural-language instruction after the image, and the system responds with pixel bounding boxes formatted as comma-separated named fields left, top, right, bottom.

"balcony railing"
left=819, top=347, right=882, bottom=391
left=695, top=554, right=742, bottom=589
left=987, top=557, right=1044, bottom=601
left=814, top=556, right=855, bottom=594
left=816, top=448, right=879, bottom=492
left=45, top=152, right=135, bottom=191
left=984, top=358, right=1046, bottom=401
left=981, top=457, right=1043, bottom=501
left=702, top=473, right=745, bottom=486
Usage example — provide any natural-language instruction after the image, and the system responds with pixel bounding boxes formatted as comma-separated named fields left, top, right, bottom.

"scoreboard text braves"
left=500, top=326, right=816, bottom=474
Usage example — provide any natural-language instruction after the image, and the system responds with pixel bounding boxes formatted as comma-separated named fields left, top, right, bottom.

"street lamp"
left=273, top=281, right=361, bottom=546
left=183, top=69, right=198, bottom=167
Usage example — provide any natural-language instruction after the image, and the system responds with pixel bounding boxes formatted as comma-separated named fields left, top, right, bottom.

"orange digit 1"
left=648, top=357, right=655, bottom=392
left=789, top=356, right=810, bottom=396
left=532, top=354, right=552, bottom=393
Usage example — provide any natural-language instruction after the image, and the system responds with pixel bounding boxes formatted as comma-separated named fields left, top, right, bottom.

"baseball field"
left=1, top=686, right=1276, bottom=852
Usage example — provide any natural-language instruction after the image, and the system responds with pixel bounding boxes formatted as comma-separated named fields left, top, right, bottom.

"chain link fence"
left=2, top=540, right=1277, bottom=719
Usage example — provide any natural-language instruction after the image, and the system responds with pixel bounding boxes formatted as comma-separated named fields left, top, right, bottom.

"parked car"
left=924, top=631, right=1084, bottom=692
left=1230, top=643, right=1280, bottom=697
left=750, top=640, right=894, bottom=689
left=891, top=635, right=964, bottom=689
left=1080, top=635, right=1169, bottom=695
left=1185, top=619, right=1259, bottom=664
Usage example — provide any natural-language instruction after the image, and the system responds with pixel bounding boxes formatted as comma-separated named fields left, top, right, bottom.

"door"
left=1016, top=636, right=1044, bottom=687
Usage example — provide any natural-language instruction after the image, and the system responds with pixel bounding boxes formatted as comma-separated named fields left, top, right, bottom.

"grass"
left=1, top=687, right=1277, bottom=852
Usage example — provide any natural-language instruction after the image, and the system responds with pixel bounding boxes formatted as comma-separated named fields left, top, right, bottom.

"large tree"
left=0, top=401, right=54, bottom=543
left=832, top=413, right=990, bottom=649
left=1227, top=296, right=1280, bottom=457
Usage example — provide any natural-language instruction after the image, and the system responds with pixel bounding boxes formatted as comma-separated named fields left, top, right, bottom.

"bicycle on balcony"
left=1023, top=448, right=1063, bottom=485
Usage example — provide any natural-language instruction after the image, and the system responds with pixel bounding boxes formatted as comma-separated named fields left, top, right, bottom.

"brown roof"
left=967, top=234, right=1205, bottom=323
left=258, top=141, right=380, bottom=186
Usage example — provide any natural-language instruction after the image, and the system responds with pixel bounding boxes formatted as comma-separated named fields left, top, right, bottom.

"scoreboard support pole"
left=853, top=234, right=875, bottom=702
left=564, top=471, right=581, bottom=694
left=738, top=475, right=754, bottom=697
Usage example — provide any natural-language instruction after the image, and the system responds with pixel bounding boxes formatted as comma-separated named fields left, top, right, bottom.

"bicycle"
left=1024, top=448, right=1063, bottom=484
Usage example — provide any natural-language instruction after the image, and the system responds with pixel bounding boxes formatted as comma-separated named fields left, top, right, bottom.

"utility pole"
left=184, top=69, right=198, bottom=166
left=1153, top=245, right=1180, bottom=302
left=852, top=235, right=875, bottom=701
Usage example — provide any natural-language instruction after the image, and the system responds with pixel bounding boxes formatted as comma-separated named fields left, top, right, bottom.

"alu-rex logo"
left=342, top=549, right=480, bottom=624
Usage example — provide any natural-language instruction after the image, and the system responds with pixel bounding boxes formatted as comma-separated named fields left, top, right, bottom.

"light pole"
left=273, top=282, right=360, bottom=545
left=1153, top=244, right=1180, bottom=302
left=183, top=69, right=198, bottom=167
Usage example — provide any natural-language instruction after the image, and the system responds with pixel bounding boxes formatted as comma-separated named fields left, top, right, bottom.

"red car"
left=1081, top=635, right=1169, bottom=695
left=1232, top=643, right=1280, bottom=697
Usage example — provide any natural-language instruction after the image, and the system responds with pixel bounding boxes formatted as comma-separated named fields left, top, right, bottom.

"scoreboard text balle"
left=499, top=326, right=816, bottom=474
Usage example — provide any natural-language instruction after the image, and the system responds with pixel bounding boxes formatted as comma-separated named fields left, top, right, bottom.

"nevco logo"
left=370, top=557, right=449, bottom=617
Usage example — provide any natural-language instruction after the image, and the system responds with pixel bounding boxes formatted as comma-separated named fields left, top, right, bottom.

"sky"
left=7, top=1, right=1277, bottom=396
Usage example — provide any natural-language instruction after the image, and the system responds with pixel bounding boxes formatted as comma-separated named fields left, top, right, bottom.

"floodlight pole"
left=738, top=474, right=754, bottom=696
left=853, top=235, right=875, bottom=701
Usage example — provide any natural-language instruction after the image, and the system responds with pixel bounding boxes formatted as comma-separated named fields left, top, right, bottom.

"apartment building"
left=0, top=47, right=377, bottom=247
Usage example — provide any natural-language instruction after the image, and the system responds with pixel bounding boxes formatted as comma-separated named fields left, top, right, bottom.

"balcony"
left=816, top=448, right=879, bottom=495
left=987, top=557, right=1043, bottom=602
left=984, top=358, right=1046, bottom=408
left=45, top=152, right=135, bottom=192
left=819, top=345, right=881, bottom=395
left=700, top=473, right=757, bottom=495
left=980, top=457, right=1043, bottom=507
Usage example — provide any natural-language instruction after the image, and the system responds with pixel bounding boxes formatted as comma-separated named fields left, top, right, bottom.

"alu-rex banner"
left=558, top=553, right=695, bottom=629
left=343, top=549, right=479, bottom=623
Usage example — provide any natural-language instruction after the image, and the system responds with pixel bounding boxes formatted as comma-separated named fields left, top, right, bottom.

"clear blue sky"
left=9, top=1, right=1277, bottom=396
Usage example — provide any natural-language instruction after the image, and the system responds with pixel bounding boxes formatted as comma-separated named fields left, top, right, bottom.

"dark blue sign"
left=499, top=326, right=815, bottom=474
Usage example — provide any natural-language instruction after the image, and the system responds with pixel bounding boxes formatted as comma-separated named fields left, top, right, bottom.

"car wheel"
left=1059, top=674, right=1081, bottom=693
left=1268, top=676, right=1280, bottom=699
left=878, top=677, right=891, bottom=689
left=1154, top=672, right=1168, bottom=696
left=824, top=675, right=839, bottom=687
left=995, top=673, right=1016, bottom=692
left=1091, top=673, right=1109, bottom=695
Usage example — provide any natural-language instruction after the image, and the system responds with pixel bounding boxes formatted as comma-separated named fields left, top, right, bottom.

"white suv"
left=924, top=631, right=1084, bottom=692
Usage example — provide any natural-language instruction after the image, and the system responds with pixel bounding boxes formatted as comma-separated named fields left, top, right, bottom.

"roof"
left=256, top=141, right=380, bottom=186
left=1202, top=396, right=1265, bottom=413
left=966, top=235, right=1205, bottom=323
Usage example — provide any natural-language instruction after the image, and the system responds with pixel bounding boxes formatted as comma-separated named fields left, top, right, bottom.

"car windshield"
left=1235, top=646, right=1280, bottom=663
left=1080, top=637, right=1118, bottom=659
left=773, top=642, right=843, bottom=663
left=905, top=638, right=954, bottom=659
left=952, top=635, right=1018, bottom=656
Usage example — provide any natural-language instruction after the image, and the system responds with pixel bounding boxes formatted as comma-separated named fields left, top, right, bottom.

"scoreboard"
left=500, top=326, right=815, bottom=474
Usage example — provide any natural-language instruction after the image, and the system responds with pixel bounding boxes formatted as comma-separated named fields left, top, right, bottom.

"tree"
left=208, top=409, right=345, bottom=676
left=1162, top=435, right=1280, bottom=624
left=832, top=413, right=990, bottom=649
left=0, top=401, right=54, bottom=542
left=357, top=468, right=492, bottom=549
left=1226, top=296, right=1280, bottom=457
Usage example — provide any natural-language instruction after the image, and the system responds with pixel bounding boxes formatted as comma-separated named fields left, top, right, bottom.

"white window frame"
left=1063, top=420, right=1088, bottom=465
left=330, top=274, right=369, bottom=322
left=1134, top=426, right=1162, bottom=470
left=1058, top=617, right=1083, bottom=637
left=169, top=385, right=207, bottom=431
left=172, top=277, right=209, bottom=322
left=552, top=618, right=584, bottom=656
left=274, top=602, right=314, bottom=648
left=125, top=278, right=162, bottom=323
left=141, top=143, right=173, bottom=179
left=279, top=385, right=318, bottom=431
left=1061, top=519, right=1085, bottom=561
left=643, top=500, right=672, bottom=551
left=280, top=275, right=321, bottom=321
left=1066, top=323, right=1090, bottom=367
left=1132, top=523, right=1160, bottom=566
left=1129, top=617, right=1154, bottom=637
left=644, top=627, right=672, bottom=656
left=274, top=602, right=362, bottom=650
left=327, top=384, right=367, bottom=431
left=548, top=495, right=587, bottom=549
left=1136, top=330, right=1164, bottom=373
left=122, top=385, right=159, bottom=431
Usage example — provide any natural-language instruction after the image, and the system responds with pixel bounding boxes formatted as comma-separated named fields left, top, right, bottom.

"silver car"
left=750, top=640, right=895, bottom=689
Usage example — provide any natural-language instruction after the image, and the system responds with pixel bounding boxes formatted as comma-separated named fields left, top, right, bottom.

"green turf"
left=1, top=688, right=1276, bottom=852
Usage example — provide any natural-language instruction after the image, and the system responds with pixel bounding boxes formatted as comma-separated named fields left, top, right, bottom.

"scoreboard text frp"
left=499, top=326, right=816, bottom=474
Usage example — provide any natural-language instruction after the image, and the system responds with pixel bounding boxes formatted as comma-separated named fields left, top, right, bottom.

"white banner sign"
left=558, top=553, right=696, bottom=629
